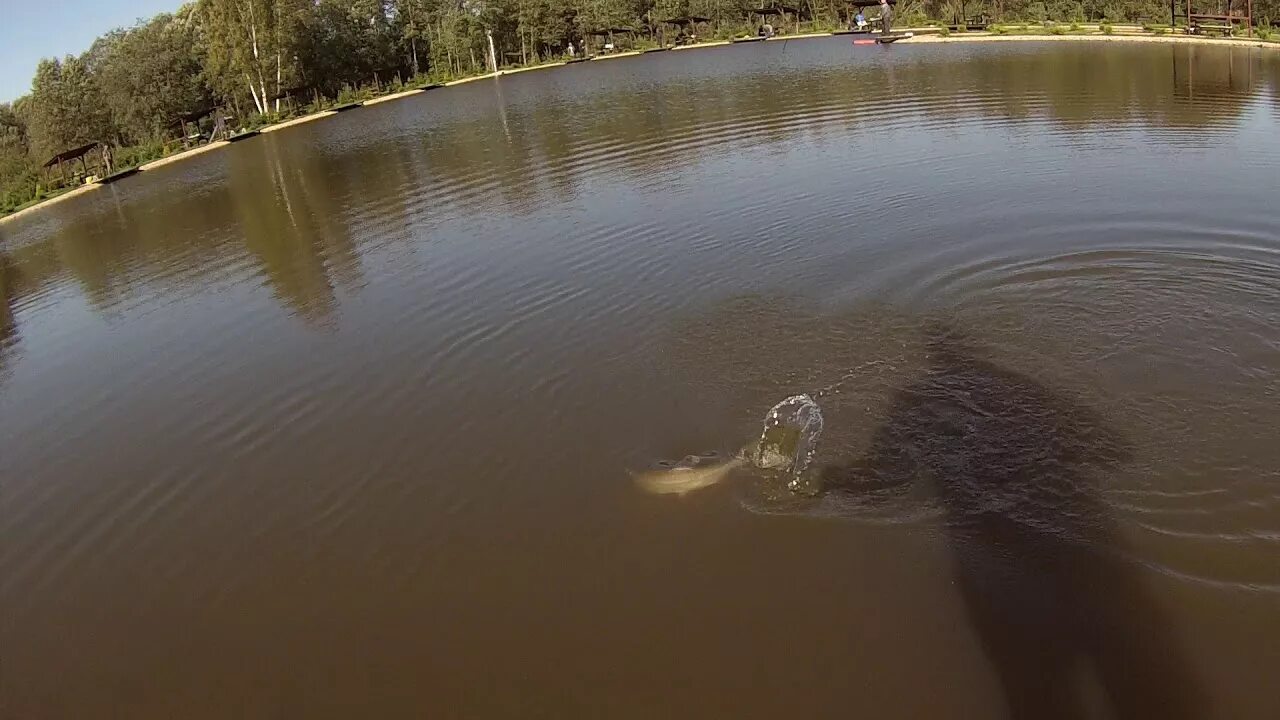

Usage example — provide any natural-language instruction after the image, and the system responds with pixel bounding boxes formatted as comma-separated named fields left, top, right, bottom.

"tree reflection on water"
left=0, top=251, right=20, bottom=381
left=0, top=44, right=1273, bottom=329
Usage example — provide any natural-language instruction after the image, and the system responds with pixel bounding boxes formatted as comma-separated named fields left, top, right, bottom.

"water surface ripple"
left=2, top=40, right=1279, bottom=719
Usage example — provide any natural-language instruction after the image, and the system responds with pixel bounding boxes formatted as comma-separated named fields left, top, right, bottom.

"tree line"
left=2, top=0, right=1276, bottom=214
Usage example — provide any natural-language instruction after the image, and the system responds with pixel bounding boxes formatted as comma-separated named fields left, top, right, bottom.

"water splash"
left=751, top=394, right=824, bottom=492
left=637, top=395, right=826, bottom=498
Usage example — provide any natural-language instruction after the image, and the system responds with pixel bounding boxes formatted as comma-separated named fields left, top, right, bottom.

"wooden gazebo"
left=662, top=15, right=712, bottom=44
left=752, top=4, right=814, bottom=34
left=846, top=0, right=897, bottom=27
left=42, top=143, right=100, bottom=185
left=174, top=107, right=216, bottom=147
left=1186, top=0, right=1252, bottom=36
left=586, top=27, right=637, bottom=52
left=272, top=85, right=324, bottom=115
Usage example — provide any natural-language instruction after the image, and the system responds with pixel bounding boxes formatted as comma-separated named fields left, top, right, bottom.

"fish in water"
left=633, top=455, right=746, bottom=496
left=635, top=394, right=826, bottom=497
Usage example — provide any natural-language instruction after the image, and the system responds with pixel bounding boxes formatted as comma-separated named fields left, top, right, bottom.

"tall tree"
left=199, top=0, right=307, bottom=114
left=25, top=56, right=115, bottom=157
left=94, top=13, right=213, bottom=144
left=0, top=101, right=38, bottom=212
left=394, top=0, right=442, bottom=76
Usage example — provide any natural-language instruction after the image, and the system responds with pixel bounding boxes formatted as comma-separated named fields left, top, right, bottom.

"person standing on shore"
left=878, top=0, right=894, bottom=34
left=100, top=144, right=113, bottom=176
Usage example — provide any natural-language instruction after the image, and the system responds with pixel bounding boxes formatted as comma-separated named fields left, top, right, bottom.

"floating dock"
left=99, top=167, right=141, bottom=184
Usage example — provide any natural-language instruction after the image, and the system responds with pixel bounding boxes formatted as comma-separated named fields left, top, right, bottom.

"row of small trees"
left=2, top=0, right=1275, bottom=213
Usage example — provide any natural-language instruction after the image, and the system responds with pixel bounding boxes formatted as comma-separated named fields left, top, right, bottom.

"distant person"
left=567, top=41, right=576, bottom=58
left=854, top=11, right=868, bottom=30
left=100, top=144, right=114, bottom=176
left=211, top=115, right=228, bottom=143
left=878, top=0, right=894, bottom=34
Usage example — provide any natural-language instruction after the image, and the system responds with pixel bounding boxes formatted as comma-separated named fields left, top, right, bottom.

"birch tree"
left=199, top=0, right=306, bottom=114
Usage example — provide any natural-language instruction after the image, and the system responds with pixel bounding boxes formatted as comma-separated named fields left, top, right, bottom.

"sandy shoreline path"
left=138, top=140, right=230, bottom=170
left=903, top=32, right=1277, bottom=49
left=3, top=29, right=1275, bottom=227
left=260, top=110, right=338, bottom=130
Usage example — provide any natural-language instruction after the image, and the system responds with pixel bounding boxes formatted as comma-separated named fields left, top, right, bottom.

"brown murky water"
left=2, top=41, right=1279, bottom=719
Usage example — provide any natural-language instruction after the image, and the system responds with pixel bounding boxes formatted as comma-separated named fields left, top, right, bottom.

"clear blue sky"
left=1, top=0, right=182, bottom=102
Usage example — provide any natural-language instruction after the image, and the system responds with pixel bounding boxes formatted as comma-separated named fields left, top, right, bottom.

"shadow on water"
left=823, top=324, right=1205, bottom=720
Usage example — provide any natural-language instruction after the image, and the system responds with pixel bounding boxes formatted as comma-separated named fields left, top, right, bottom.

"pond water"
left=2, top=40, right=1279, bottom=719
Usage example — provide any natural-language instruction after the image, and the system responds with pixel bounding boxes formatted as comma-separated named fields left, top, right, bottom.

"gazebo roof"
left=753, top=4, right=804, bottom=15
left=271, top=86, right=315, bottom=101
left=42, top=142, right=98, bottom=168
left=176, top=106, right=216, bottom=124
left=663, top=15, right=712, bottom=25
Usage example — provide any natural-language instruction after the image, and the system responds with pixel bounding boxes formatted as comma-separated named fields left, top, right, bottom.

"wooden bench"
left=944, top=17, right=990, bottom=32
left=1189, top=14, right=1239, bottom=36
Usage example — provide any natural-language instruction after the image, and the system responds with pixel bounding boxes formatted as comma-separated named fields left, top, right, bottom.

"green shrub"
left=1049, top=24, right=1067, bottom=34
left=337, top=84, right=363, bottom=104
left=938, top=26, right=951, bottom=37
left=113, top=139, right=166, bottom=169
left=1100, top=22, right=1114, bottom=34
left=991, top=24, right=1009, bottom=34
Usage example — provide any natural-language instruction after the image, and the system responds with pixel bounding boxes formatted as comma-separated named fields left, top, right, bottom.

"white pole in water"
left=486, top=30, right=499, bottom=73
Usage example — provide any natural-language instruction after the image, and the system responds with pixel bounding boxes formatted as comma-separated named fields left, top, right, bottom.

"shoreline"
left=138, top=140, right=230, bottom=170
left=1, top=182, right=102, bottom=224
left=259, top=110, right=337, bottom=132
left=3, top=29, right=1275, bottom=227
left=903, top=32, right=1277, bottom=49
